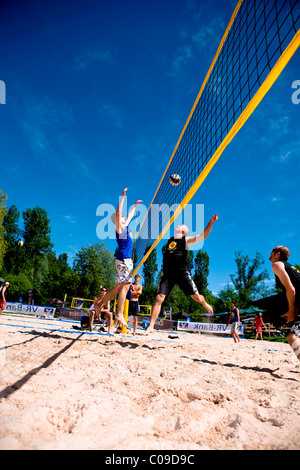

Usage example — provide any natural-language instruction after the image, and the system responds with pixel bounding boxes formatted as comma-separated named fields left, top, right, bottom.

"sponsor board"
left=177, top=321, right=244, bottom=336
left=4, top=302, right=56, bottom=318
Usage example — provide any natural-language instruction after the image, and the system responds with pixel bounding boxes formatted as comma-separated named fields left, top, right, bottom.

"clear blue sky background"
left=0, top=0, right=299, bottom=296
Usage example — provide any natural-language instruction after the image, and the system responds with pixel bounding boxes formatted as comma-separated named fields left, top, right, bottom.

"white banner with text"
left=4, top=302, right=56, bottom=318
left=177, top=321, right=244, bottom=336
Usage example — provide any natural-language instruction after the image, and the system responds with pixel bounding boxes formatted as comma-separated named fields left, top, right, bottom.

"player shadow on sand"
left=181, top=356, right=297, bottom=382
left=0, top=332, right=85, bottom=400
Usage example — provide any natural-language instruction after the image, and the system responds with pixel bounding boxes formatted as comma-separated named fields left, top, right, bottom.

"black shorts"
left=158, top=271, right=198, bottom=297
left=128, top=300, right=140, bottom=316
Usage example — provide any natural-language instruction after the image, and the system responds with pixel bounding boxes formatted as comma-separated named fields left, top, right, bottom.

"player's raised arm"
left=115, top=187, right=128, bottom=234
left=186, top=214, right=218, bottom=247
left=125, top=199, right=143, bottom=227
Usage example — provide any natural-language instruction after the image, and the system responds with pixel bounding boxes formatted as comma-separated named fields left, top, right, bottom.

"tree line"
left=1, top=188, right=284, bottom=315
left=0, top=189, right=116, bottom=305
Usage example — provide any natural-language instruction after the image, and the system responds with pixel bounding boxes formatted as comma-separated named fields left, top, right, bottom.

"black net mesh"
left=134, top=0, right=300, bottom=273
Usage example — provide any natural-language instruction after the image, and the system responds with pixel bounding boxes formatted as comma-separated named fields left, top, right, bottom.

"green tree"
left=166, top=285, right=189, bottom=314
left=94, top=242, right=116, bottom=290
left=17, top=206, right=54, bottom=301
left=0, top=189, right=8, bottom=272
left=3, top=204, right=23, bottom=274
left=193, top=250, right=209, bottom=294
left=228, top=251, right=269, bottom=308
left=39, top=252, right=70, bottom=302
left=22, top=206, right=53, bottom=261
left=217, top=284, right=239, bottom=311
left=143, top=245, right=158, bottom=288
left=141, top=245, right=158, bottom=306
left=72, top=242, right=116, bottom=299
left=4, top=272, right=33, bottom=302
left=3, top=204, right=21, bottom=244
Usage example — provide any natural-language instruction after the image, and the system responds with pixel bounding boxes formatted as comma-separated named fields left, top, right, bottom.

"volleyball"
left=18, top=240, right=23, bottom=247
left=169, top=174, right=181, bottom=186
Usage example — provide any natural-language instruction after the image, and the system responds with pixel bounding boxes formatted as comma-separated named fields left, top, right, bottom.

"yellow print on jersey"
left=168, top=241, right=177, bottom=250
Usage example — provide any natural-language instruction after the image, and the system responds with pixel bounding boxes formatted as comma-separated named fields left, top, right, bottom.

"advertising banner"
left=177, top=321, right=244, bottom=336
left=4, top=302, right=56, bottom=318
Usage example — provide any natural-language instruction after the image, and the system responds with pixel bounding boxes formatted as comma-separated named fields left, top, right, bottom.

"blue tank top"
left=116, top=227, right=133, bottom=260
left=231, top=307, right=239, bottom=322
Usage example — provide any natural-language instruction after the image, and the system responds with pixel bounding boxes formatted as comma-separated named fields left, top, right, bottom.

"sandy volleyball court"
left=0, top=313, right=299, bottom=450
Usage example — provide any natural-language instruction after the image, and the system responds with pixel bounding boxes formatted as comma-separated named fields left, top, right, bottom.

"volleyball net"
left=132, top=0, right=300, bottom=276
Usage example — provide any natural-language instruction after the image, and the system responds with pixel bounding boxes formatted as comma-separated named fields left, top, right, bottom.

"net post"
left=120, top=299, right=129, bottom=334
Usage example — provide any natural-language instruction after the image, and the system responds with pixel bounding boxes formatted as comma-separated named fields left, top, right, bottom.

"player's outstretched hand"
left=281, top=309, right=296, bottom=324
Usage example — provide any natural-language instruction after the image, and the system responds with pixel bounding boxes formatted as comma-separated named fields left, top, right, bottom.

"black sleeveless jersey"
left=162, top=236, right=190, bottom=274
left=276, top=261, right=300, bottom=306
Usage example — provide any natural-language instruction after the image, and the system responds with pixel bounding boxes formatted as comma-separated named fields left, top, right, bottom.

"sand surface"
left=0, top=313, right=299, bottom=451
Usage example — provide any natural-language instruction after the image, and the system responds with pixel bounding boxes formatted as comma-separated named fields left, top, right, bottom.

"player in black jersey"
left=269, top=246, right=300, bottom=363
left=145, top=214, right=218, bottom=334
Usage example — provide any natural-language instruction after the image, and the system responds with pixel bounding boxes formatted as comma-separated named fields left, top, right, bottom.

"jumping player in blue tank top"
left=94, top=188, right=142, bottom=330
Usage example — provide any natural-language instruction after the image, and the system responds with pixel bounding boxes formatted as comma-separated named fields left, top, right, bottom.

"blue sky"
left=0, top=0, right=299, bottom=296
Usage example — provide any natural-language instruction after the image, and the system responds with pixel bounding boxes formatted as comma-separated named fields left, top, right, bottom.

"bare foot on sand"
left=115, top=315, right=128, bottom=328
left=144, top=327, right=155, bottom=335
